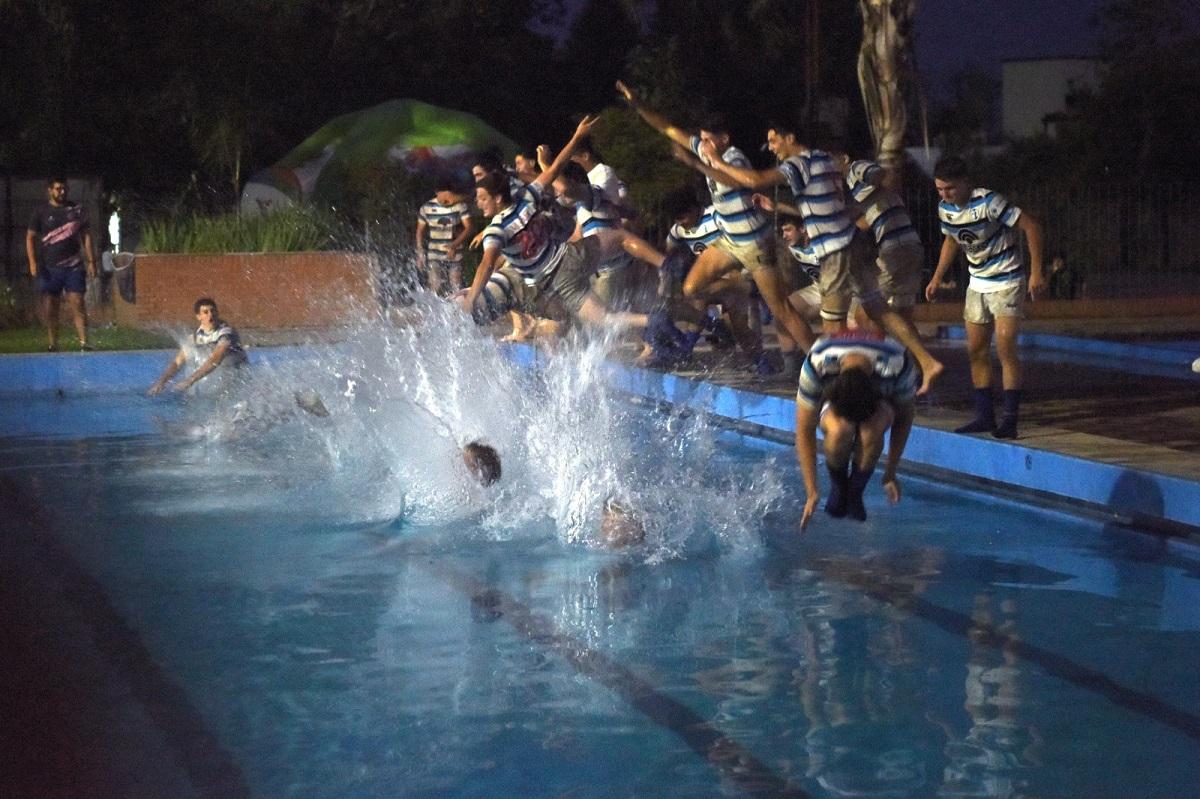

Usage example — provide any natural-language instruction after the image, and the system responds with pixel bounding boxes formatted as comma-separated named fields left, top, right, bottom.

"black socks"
left=846, top=463, right=874, bottom=521
left=825, top=462, right=874, bottom=522
left=955, top=387, right=996, bottom=434
left=993, top=389, right=1022, bottom=439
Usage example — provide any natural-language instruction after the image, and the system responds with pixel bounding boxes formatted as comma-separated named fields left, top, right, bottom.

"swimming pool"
left=3, top=346, right=1200, bottom=798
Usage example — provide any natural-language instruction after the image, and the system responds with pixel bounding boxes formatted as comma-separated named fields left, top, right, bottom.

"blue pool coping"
left=938, top=325, right=1200, bottom=372
left=4, top=345, right=1200, bottom=536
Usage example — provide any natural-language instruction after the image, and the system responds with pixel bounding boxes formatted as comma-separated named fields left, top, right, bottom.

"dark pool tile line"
left=1, top=479, right=252, bottom=799
left=791, top=550, right=1200, bottom=743
left=425, top=561, right=811, bottom=799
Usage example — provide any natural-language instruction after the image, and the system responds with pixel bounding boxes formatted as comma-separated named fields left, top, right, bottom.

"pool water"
left=3, top=386, right=1200, bottom=798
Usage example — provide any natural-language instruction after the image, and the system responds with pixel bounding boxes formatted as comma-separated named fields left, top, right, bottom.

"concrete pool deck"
left=2, top=323, right=1199, bottom=537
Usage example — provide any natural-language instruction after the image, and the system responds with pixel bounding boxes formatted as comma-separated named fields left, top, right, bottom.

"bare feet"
left=916, top=357, right=944, bottom=396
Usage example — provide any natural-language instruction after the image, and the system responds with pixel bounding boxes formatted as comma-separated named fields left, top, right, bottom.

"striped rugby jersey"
left=845, top=160, right=921, bottom=255
left=481, top=182, right=569, bottom=284
left=193, top=322, right=248, bottom=368
left=689, top=136, right=770, bottom=243
left=796, top=333, right=916, bottom=410
left=575, top=184, right=631, bottom=272
left=666, top=206, right=721, bottom=255
left=787, top=242, right=822, bottom=283
left=575, top=162, right=627, bottom=235
left=777, top=151, right=856, bottom=259
left=938, top=188, right=1024, bottom=293
left=418, top=198, right=471, bottom=262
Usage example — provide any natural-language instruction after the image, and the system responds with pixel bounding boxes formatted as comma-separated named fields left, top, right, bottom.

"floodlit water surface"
left=3, top=306, right=1199, bottom=797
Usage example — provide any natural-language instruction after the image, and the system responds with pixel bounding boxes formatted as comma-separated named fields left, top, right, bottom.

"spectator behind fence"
left=1048, top=252, right=1084, bottom=300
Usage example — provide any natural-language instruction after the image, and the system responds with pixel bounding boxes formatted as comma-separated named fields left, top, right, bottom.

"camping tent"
left=241, top=99, right=518, bottom=214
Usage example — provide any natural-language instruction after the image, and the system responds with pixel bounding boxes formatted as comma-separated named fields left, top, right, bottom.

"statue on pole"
left=857, top=0, right=917, bottom=181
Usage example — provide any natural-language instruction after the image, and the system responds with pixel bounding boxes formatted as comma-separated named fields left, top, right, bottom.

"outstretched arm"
left=148, top=349, right=187, bottom=396
left=616, top=81, right=692, bottom=149
left=175, top=341, right=231, bottom=392
left=693, top=139, right=783, bottom=190
left=533, top=115, right=601, bottom=192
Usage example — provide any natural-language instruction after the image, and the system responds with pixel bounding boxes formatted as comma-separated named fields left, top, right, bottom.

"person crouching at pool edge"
left=795, top=333, right=917, bottom=530
left=148, top=297, right=248, bottom=396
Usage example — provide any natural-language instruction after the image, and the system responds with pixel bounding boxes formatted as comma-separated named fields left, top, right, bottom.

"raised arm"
left=616, top=81, right=692, bottom=149
left=532, top=115, right=600, bottom=192
left=693, top=139, right=783, bottom=190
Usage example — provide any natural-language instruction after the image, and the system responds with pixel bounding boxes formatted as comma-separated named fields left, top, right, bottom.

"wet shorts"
left=38, top=265, right=87, bottom=295
left=964, top=281, right=1025, bottom=325
left=817, top=230, right=882, bottom=322
left=876, top=242, right=923, bottom=309
left=712, top=232, right=776, bottom=275
left=542, top=237, right=602, bottom=315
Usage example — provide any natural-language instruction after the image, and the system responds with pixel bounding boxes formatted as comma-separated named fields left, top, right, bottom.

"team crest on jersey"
left=958, top=229, right=979, bottom=246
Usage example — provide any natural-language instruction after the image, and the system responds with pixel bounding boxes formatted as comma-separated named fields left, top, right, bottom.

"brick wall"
left=115, top=252, right=376, bottom=329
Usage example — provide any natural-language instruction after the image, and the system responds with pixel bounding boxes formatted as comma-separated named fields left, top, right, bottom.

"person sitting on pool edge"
left=795, top=330, right=917, bottom=530
left=148, top=297, right=248, bottom=396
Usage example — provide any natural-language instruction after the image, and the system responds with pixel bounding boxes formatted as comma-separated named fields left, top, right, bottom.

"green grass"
left=140, top=206, right=341, bottom=254
left=0, top=325, right=176, bottom=354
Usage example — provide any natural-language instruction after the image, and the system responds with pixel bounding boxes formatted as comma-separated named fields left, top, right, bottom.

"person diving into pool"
left=795, top=331, right=917, bottom=530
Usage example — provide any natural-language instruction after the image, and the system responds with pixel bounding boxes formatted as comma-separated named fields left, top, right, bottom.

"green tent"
left=241, top=99, right=518, bottom=213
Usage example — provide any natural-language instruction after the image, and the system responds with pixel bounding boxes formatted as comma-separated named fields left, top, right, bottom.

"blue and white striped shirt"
left=481, top=182, right=569, bottom=284
left=938, top=188, right=1024, bottom=293
left=796, top=333, right=916, bottom=410
left=777, top=151, right=856, bottom=259
left=689, top=136, right=770, bottom=243
left=418, top=198, right=472, bottom=262
left=666, top=206, right=721, bottom=254
left=845, top=160, right=921, bottom=255
left=787, top=242, right=822, bottom=284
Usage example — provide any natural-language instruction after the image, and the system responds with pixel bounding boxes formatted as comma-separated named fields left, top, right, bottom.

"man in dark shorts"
left=26, top=177, right=98, bottom=351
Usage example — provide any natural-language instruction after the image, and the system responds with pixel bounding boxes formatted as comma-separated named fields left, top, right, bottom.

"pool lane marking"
left=811, top=558, right=1200, bottom=742
left=423, top=560, right=810, bottom=799
left=0, top=478, right=252, bottom=799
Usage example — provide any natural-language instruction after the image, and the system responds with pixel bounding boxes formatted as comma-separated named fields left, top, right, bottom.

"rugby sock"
left=846, top=463, right=874, bottom=522
left=993, top=389, right=1022, bottom=439
left=825, top=462, right=850, bottom=518
left=955, top=388, right=996, bottom=434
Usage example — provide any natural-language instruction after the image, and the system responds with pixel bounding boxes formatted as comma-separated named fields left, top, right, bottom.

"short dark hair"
left=473, top=147, right=505, bottom=173
left=193, top=297, right=218, bottom=315
left=665, top=186, right=701, bottom=221
left=559, top=161, right=588, bottom=185
left=934, top=156, right=969, bottom=182
left=778, top=213, right=803, bottom=228
left=515, top=146, right=538, bottom=162
left=47, top=176, right=68, bottom=187
left=474, top=171, right=511, bottom=204
left=827, top=368, right=880, bottom=425
left=574, top=135, right=602, bottom=161
left=698, top=113, right=730, bottom=136
left=766, top=117, right=801, bottom=140
left=463, top=441, right=502, bottom=486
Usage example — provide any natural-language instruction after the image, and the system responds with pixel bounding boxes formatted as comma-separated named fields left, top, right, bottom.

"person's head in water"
left=827, top=361, right=880, bottom=424
left=462, top=441, right=502, bottom=486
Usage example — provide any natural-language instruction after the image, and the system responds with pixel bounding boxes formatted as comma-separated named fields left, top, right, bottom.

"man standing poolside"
left=795, top=331, right=917, bottom=531
left=925, top=157, right=1045, bottom=439
left=26, top=177, right=97, bottom=351
left=148, top=298, right=248, bottom=395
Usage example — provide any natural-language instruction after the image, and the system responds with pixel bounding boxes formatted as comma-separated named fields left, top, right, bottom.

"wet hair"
left=827, top=368, right=880, bottom=425
left=574, top=135, right=602, bottom=161
left=698, top=113, right=730, bottom=136
left=193, top=297, right=218, bottom=315
left=934, top=156, right=969, bottom=182
left=665, top=187, right=701, bottom=221
left=463, top=441, right=502, bottom=486
left=474, top=171, right=511, bottom=204
left=559, top=161, right=588, bottom=186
